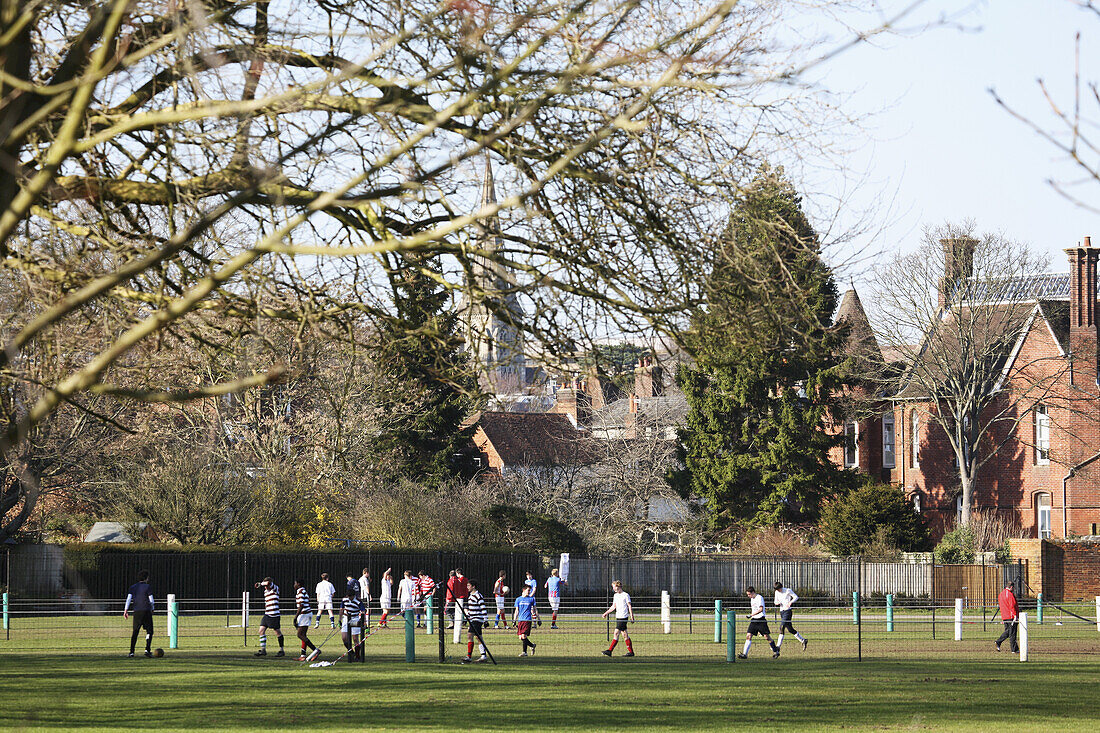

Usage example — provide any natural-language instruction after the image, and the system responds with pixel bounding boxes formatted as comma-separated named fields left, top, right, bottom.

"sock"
left=552, top=612, right=557, bottom=621
left=260, top=634, right=267, bottom=650
left=479, top=643, right=486, bottom=655
left=609, top=638, right=618, bottom=651
left=145, top=633, right=151, bottom=652
left=278, top=636, right=284, bottom=650
left=743, top=640, right=751, bottom=655
left=770, top=640, right=778, bottom=652
left=795, top=632, right=805, bottom=642
left=308, top=640, right=316, bottom=650
left=777, top=634, right=785, bottom=648
left=625, top=638, right=633, bottom=652
left=301, top=642, right=307, bottom=652
left=468, top=640, right=474, bottom=656
left=522, top=639, right=529, bottom=651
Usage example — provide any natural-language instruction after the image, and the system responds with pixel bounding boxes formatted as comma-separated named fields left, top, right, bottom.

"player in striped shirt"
left=293, top=578, right=319, bottom=661
left=254, top=577, right=285, bottom=657
left=416, top=571, right=436, bottom=628
left=461, top=580, right=489, bottom=663
left=340, top=589, right=364, bottom=662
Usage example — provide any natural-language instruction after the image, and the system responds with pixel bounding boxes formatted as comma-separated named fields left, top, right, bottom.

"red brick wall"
left=1059, top=541, right=1100, bottom=601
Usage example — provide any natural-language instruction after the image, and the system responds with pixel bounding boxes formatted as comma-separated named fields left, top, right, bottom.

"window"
left=912, top=493, right=921, bottom=514
left=1035, top=405, right=1051, bottom=465
left=844, top=420, right=858, bottom=467
left=1037, top=493, right=1052, bottom=539
left=882, top=413, right=896, bottom=469
left=910, top=410, right=920, bottom=468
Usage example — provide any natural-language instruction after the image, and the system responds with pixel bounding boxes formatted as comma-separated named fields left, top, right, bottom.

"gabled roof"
left=472, top=411, right=592, bottom=466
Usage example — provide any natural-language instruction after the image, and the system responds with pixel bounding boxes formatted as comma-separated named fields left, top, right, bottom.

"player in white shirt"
left=738, top=586, right=779, bottom=659
left=378, top=568, right=394, bottom=628
left=600, top=580, right=636, bottom=657
left=359, top=568, right=372, bottom=629
left=398, top=570, right=418, bottom=613
left=315, top=573, right=337, bottom=629
left=773, top=581, right=807, bottom=652
left=493, top=570, right=509, bottom=628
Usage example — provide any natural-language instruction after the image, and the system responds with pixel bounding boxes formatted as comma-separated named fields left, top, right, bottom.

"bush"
left=484, top=505, right=586, bottom=555
left=934, top=523, right=976, bottom=563
left=819, top=483, right=932, bottom=556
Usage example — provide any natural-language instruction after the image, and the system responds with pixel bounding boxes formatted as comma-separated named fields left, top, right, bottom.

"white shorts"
left=495, top=596, right=505, bottom=611
left=318, top=600, right=334, bottom=613
left=380, top=599, right=392, bottom=611
left=296, top=613, right=313, bottom=628
left=400, top=600, right=414, bottom=612
left=549, top=595, right=561, bottom=611
left=341, top=616, right=362, bottom=633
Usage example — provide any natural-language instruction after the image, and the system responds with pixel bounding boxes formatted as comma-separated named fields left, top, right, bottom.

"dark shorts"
left=469, top=620, right=484, bottom=636
left=747, top=619, right=771, bottom=636
left=615, top=619, right=629, bottom=632
left=261, top=614, right=281, bottom=630
left=780, top=610, right=794, bottom=624
left=132, top=610, right=153, bottom=634
left=516, top=620, right=532, bottom=636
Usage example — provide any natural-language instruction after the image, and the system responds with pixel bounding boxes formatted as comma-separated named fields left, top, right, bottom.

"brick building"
left=837, top=238, right=1100, bottom=540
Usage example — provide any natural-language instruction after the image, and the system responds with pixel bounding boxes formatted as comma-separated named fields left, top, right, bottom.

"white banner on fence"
left=559, top=553, right=570, bottom=583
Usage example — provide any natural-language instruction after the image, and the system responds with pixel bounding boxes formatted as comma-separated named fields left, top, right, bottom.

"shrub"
left=819, top=483, right=932, bottom=556
left=934, top=523, right=976, bottom=563
left=483, top=505, right=586, bottom=555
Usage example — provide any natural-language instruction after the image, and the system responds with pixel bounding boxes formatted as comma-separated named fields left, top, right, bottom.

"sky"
left=810, top=0, right=1100, bottom=291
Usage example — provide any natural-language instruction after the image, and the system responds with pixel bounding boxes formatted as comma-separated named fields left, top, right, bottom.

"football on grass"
left=153, top=648, right=164, bottom=658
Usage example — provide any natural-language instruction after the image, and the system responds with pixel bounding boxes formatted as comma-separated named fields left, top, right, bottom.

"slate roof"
left=473, top=411, right=594, bottom=465
left=953, top=272, right=1099, bottom=303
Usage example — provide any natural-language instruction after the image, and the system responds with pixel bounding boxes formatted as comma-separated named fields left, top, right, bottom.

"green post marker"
left=1037, top=593, right=1043, bottom=625
left=714, top=599, right=722, bottom=643
left=404, top=609, right=415, bottom=663
left=852, top=591, right=860, bottom=625
left=726, top=610, right=735, bottom=662
left=168, top=594, right=179, bottom=649
left=886, top=594, right=894, bottom=632
left=426, top=596, right=434, bottom=635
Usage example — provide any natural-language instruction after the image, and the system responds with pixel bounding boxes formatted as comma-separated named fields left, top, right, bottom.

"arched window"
left=910, top=410, right=920, bottom=469
left=1036, top=493, right=1052, bottom=539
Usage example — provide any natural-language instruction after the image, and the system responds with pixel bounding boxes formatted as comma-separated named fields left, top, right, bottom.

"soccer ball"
left=502, top=586, right=509, bottom=594
left=153, top=648, right=164, bottom=658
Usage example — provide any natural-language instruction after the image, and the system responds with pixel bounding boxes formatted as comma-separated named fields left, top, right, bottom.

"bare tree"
left=870, top=222, right=1069, bottom=524
left=0, top=0, right=922, bottom=540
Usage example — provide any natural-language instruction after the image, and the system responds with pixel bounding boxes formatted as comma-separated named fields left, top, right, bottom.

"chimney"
left=552, top=387, right=578, bottom=427
left=1066, top=237, right=1100, bottom=388
left=634, top=356, right=664, bottom=398
left=938, top=236, right=977, bottom=309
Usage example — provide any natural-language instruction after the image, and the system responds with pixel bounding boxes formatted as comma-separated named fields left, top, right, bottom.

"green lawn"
left=3, top=616, right=1100, bottom=731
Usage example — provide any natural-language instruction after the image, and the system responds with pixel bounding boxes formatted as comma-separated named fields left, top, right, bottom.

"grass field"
left=4, top=607, right=1100, bottom=731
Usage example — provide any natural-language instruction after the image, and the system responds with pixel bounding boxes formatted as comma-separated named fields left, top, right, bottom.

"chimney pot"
left=1086, top=236, right=1092, bottom=247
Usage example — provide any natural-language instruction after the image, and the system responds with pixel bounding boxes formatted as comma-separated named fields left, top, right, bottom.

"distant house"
left=833, top=238, right=1100, bottom=540
left=465, top=411, right=593, bottom=477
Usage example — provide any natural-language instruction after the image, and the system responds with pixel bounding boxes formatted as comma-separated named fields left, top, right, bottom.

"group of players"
left=124, top=568, right=811, bottom=663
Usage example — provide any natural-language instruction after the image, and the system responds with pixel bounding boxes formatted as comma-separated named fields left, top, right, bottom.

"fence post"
left=714, top=599, right=722, bottom=643
left=852, top=591, right=859, bottom=625
left=2, top=591, right=8, bottom=639
left=1095, top=596, right=1100, bottom=633
left=726, top=610, right=735, bottom=662
left=886, top=593, right=894, bottom=632
left=857, top=591, right=862, bottom=662
left=661, top=591, right=671, bottom=634
left=405, top=609, right=415, bottom=662
left=1036, top=592, right=1043, bottom=625
left=242, top=591, right=249, bottom=645
left=954, top=598, right=963, bottom=641
left=168, top=594, right=178, bottom=649
left=1019, top=611, right=1028, bottom=662
left=426, top=595, right=434, bottom=635
left=453, top=599, right=463, bottom=644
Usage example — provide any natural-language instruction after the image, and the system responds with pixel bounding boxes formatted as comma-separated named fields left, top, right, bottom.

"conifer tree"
left=675, top=167, right=857, bottom=529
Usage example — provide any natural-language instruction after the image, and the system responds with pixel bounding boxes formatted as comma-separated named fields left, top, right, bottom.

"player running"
left=545, top=568, right=567, bottom=628
left=254, top=577, right=285, bottom=657
left=461, top=580, right=489, bottom=663
left=315, top=573, right=336, bottom=629
left=738, top=586, right=779, bottom=659
left=340, top=588, right=363, bottom=662
left=493, top=570, right=509, bottom=628
left=773, top=581, right=808, bottom=653
left=294, top=578, right=319, bottom=661
left=513, top=585, right=539, bottom=657
left=600, top=580, right=635, bottom=657
left=123, top=569, right=154, bottom=658
left=378, top=568, right=393, bottom=628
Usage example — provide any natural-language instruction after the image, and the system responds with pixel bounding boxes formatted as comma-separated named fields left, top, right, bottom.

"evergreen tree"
left=674, top=167, right=857, bottom=529
left=373, top=255, right=478, bottom=487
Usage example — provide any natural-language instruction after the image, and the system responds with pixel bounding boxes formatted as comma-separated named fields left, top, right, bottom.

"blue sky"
left=813, top=0, right=1100, bottom=287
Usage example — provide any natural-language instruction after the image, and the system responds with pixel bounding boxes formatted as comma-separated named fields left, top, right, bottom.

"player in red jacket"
left=995, top=580, right=1020, bottom=653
